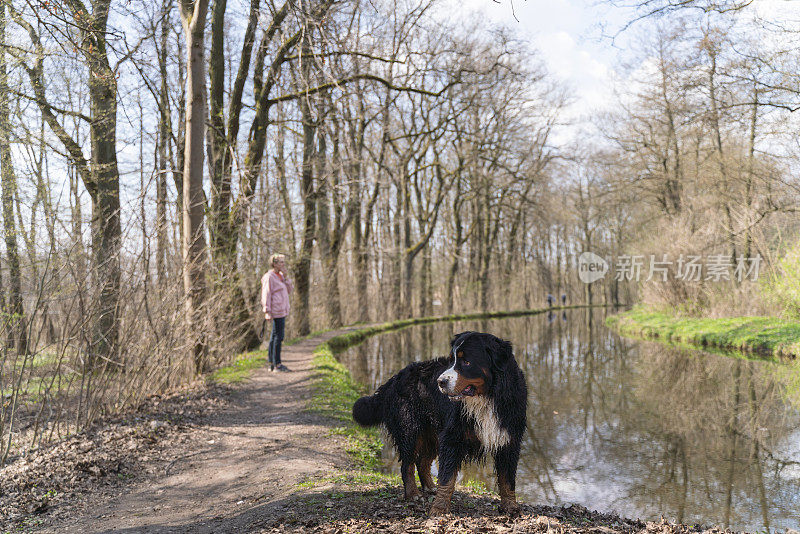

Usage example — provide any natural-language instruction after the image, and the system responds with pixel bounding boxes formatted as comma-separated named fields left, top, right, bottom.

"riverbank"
left=6, top=307, right=723, bottom=533
left=606, top=307, right=800, bottom=360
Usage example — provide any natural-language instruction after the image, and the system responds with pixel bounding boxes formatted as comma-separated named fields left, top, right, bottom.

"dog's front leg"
left=494, top=444, right=521, bottom=516
left=429, top=473, right=457, bottom=516
left=429, top=436, right=464, bottom=516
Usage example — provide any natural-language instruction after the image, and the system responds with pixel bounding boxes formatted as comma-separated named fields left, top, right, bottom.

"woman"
left=261, top=254, right=293, bottom=372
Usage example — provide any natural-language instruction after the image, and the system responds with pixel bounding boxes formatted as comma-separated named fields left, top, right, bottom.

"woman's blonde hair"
left=270, top=253, right=286, bottom=267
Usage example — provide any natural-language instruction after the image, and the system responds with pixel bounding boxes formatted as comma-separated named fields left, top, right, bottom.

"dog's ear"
left=450, top=331, right=476, bottom=351
left=486, top=335, right=513, bottom=372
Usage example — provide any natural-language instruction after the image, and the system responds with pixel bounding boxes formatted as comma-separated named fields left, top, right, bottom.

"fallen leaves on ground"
left=255, top=481, right=736, bottom=534
left=0, top=382, right=228, bottom=530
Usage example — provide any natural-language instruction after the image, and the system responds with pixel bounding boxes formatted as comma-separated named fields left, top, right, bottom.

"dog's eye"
left=461, top=360, right=470, bottom=367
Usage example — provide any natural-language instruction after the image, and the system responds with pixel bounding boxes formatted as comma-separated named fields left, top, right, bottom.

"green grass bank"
left=606, top=307, right=800, bottom=360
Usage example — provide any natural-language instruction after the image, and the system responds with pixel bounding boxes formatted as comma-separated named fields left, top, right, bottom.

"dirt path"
left=42, top=328, right=360, bottom=534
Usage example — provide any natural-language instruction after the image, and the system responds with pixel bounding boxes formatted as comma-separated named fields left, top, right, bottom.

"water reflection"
left=336, top=309, right=800, bottom=531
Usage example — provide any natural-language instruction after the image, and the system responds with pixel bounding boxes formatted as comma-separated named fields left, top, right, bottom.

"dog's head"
left=436, top=331, right=513, bottom=400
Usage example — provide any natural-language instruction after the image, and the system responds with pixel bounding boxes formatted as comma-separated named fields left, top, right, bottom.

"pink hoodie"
left=261, top=270, right=294, bottom=319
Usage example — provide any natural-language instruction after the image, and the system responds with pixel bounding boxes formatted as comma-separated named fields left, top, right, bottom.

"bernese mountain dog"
left=352, top=331, right=527, bottom=516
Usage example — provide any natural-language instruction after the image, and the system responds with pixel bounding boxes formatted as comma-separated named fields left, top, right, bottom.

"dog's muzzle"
left=437, top=369, right=475, bottom=400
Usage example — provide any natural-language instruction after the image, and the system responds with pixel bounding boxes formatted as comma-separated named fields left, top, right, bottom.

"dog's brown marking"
left=402, top=461, right=420, bottom=500
left=429, top=474, right=457, bottom=516
left=416, top=456, right=436, bottom=491
left=414, top=433, right=437, bottom=492
left=497, top=473, right=520, bottom=516
left=454, top=374, right=486, bottom=395
left=457, top=351, right=464, bottom=358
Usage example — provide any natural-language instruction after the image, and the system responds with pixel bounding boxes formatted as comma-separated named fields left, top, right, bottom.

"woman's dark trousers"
left=268, top=317, right=286, bottom=368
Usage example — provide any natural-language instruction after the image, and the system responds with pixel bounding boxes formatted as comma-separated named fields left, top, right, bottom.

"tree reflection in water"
left=336, top=309, right=800, bottom=531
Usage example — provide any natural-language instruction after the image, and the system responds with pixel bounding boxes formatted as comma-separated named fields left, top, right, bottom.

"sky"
left=458, top=0, right=638, bottom=120
left=460, top=0, right=800, bottom=114
left=451, top=0, right=800, bottom=153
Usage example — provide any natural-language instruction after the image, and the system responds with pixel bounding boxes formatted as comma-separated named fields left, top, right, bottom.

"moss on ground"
left=308, top=344, right=384, bottom=470
left=324, top=304, right=597, bottom=352
left=606, top=307, right=800, bottom=360
left=295, top=470, right=401, bottom=491
left=208, top=328, right=334, bottom=385
left=208, top=351, right=268, bottom=384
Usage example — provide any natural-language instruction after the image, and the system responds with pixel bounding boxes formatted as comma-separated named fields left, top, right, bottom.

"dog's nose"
left=437, top=377, right=447, bottom=389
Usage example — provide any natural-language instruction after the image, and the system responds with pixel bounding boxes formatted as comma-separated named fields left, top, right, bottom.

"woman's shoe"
left=276, top=364, right=291, bottom=372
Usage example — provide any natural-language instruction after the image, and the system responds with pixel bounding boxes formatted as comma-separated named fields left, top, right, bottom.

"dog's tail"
left=352, top=392, right=383, bottom=427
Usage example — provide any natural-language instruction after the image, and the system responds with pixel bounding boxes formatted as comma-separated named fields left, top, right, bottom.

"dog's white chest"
left=462, top=396, right=510, bottom=454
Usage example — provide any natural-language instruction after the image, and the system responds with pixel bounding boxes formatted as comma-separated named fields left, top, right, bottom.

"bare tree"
left=179, top=0, right=210, bottom=371
left=0, top=0, right=26, bottom=353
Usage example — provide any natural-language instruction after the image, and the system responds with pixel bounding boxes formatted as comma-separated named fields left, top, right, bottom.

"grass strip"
left=208, top=351, right=268, bottom=384
left=208, top=328, right=335, bottom=384
left=606, top=307, right=800, bottom=360
left=309, top=344, right=384, bottom=470
left=324, top=304, right=599, bottom=353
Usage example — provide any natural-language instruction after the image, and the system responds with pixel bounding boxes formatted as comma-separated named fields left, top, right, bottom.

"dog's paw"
left=429, top=502, right=451, bottom=516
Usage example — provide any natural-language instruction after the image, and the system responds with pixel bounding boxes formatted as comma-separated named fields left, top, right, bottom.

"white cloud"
left=452, top=0, right=626, bottom=130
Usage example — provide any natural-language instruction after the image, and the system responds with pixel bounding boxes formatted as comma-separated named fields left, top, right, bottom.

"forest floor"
left=2, top=324, right=738, bottom=534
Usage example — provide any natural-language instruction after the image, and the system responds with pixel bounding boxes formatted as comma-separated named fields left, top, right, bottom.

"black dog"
left=352, top=331, right=527, bottom=515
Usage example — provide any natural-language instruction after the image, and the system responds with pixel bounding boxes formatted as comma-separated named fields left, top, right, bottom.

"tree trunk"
left=388, top=198, right=401, bottom=320
left=295, top=26, right=317, bottom=335
left=207, top=0, right=231, bottom=271
left=174, top=41, right=186, bottom=255
left=274, top=107, right=296, bottom=253
left=419, top=247, right=431, bottom=317
left=351, top=164, right=379, bottom=323
left=351, top=186, right=366, bottom=321
left=69, top=168, right=86, bottom=279
left=156, top=0, right=171, bottom=286
left=446, top=177, right=464, bottom=314
left=0, top=1, right=26, bottom=353
left=36, top=114, right=59, bottom=344
left=180, top=0, right=210, bottom=372
left=86, top=0, right=122, bottom=370
left=707, top=49, right=737, bottom=264
left=478, top=185, right=490, bottom=311
left=203, top=0, right=261, bottom=351
left=315, top=119, right=341, bottom=327
left=206, top=0, right=260, bottom=274
left=401, top=166, right=412, bottom=319
left=743, top=83, right=758, bottom=260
